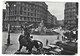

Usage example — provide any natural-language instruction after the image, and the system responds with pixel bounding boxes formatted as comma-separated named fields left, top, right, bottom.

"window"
left=31, top=13, right=33, bottom=16
left=72, top=9, right=76, bottom=11
left=35, top=18, right=36, bottom=21
left=20, top=17, right=22, bottom=20
left=28, top=4, right=30, bottom=7
left=35, top=13, right=36, bottom=16
left=35, top=10, right=36, bottom=12
left=24, top=12, right=26, bottom=15
left=36, top=18, right=38, bottom=21
left=29, top=18, right=31, bottom=21
left=22, top=3, right=25, bottom=6
left=20, top=11, right=22, bottom=15
left=30, top=5, right=31, bottom=7
left=34, top=6, right=36, bottom=8
left=28, top=8, right=29, bottom=11
left=31, top=18, right=32, bottom=21
left=26, top=18, right=28, bottom=21
left=33, top=18, right=35, bottom=21
left=31, top=9, right=33, bottom=11
left=24, top=17, right=26, bottom=20
left=26, top=4, right=28, bottom=7
left=15, top=11, right=16, bottom=15
left=24, top=7, right=26, bottom=10
left=28, top=12, right=29, bottom=16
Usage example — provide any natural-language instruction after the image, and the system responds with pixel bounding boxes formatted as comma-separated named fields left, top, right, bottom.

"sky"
left=3, top=1, right=65, bottom=20
left=45, top=2, right=65, bottom=20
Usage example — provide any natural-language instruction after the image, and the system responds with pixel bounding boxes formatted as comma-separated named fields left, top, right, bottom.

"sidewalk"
left=2, top=32, right=20, bottom=54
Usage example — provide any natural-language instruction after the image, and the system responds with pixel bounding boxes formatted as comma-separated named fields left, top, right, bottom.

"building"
left=4, top=1, right=58, bottom=31
left=4, top=1, right=48, bottom=31
left=45, top=11, right=57, bottom=28
left=47, top=11, right=52, bottom=25
left=64, top=2, right=78, bottom=29
left=51, top=15, right=57, bottom=25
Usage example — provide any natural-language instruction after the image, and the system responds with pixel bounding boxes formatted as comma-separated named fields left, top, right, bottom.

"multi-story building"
left=64, top=2, right=78, bottom=29
left=47, top=11, right=52, bottom=24
left=47, top=12, right=57, bottom=25
left=51, top=15, right=57, bottom=25
left=45, top=11, right=57, bottom=28
left=4, top=1, right=48, bottom=31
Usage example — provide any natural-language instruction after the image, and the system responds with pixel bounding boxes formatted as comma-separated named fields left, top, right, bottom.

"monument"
left=31, top=20, right=59, bottom=35
left=38, top=20, right=47, bottom=34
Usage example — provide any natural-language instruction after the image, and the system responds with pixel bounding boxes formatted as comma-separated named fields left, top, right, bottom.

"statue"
left=38, top=20, right=47, bottom=34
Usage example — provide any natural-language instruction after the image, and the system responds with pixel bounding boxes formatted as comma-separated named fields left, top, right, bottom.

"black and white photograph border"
left=1, top=0, right=80, bottom=56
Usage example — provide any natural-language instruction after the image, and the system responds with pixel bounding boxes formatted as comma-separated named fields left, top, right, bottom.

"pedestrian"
left=46, top=39, right=48, bottom=46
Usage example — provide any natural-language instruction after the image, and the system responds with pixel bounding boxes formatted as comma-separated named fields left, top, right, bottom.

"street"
left=2, top=32, right=63, bottom=54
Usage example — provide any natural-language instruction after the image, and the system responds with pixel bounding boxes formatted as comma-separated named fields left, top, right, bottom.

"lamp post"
left=5, top=3, right=12, bottom=46
left=5, top=3, right=16, bottom=46
left=7, top=24, right=10, bottom=45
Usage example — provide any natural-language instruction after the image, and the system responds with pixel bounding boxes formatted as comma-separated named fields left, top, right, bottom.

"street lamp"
left=5, top=3, right=16, bottom=46
left=14, top=4, right=16, bottom=7
left=5, top=3, right=12, bottom=46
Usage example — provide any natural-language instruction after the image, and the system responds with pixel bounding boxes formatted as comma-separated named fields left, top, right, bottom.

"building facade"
left=4, top=1, right=58, bottom=31
left=64, top=2, right=78, bottom=28
left=51, top=15, right=57, bottom=25
left=47, top=11, right=57, bottom=26
left=47, top=11, right=52, bottom=24
left=4, top=1, right=48, bottom=31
